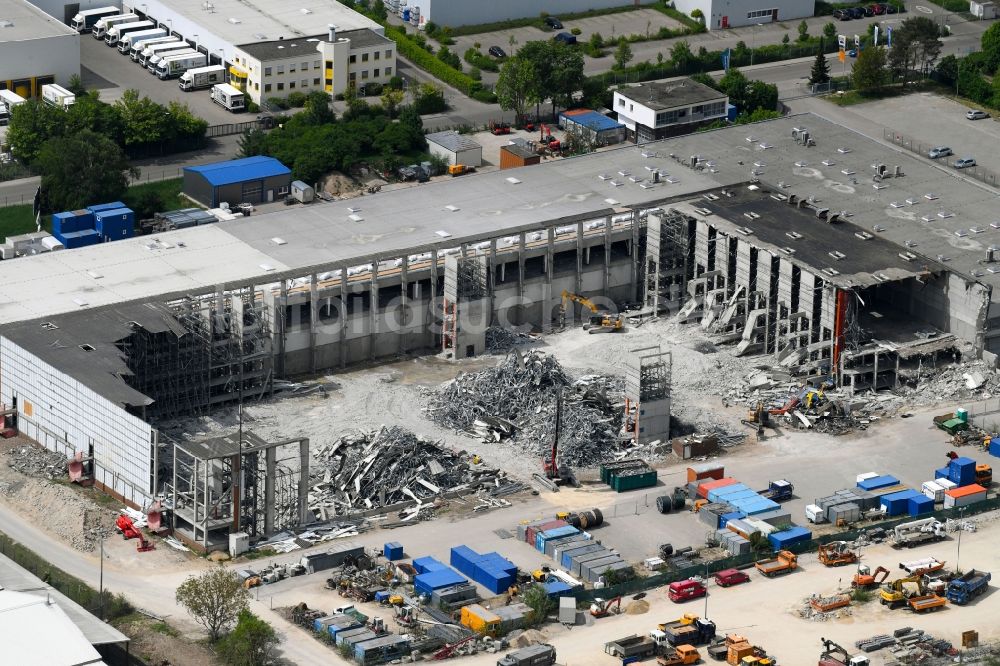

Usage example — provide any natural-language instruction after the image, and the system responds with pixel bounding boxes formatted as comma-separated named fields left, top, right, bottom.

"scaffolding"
left=117, top=288, right=273, bottom=421
left=169, top=431, right=309, bottom=551
left=442, top=254, right=488, bottom=358
left=643, top=208, right=692, bottom=315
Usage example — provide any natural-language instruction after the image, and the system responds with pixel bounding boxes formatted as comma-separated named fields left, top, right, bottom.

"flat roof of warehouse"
left=185, top=156, right=291, bottom=186
left=0, top=112, right=999, bottom=327
left=0, top=0, right=77, bottom=41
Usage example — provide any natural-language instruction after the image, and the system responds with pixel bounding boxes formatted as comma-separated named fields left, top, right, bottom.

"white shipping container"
left=856, top=472, right=879, bottom=484
left=937, top=478, right=957, bottom=490
left=41, top=236, right=64, bottom=251
left=922, top=480, right=944, bottom=503
left=943, top=490, right=987, bottom=509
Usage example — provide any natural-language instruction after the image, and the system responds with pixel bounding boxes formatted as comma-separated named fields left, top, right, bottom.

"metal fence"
left=205, top=118, right=267, bottom=138
left=883, top=128, right=1000, bottom=188
left=572, top=493, right=1000, bottom=603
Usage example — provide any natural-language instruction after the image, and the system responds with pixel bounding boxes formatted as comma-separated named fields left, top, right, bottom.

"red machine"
left=489, top=121, right=511, bottom=135
left=433, top=635, right=475, bottom=660
left=542, top=390, right=576, bottom=486
left=116, top=514, right=154, bottom=552
left=539, top=123, right=560, bottom=151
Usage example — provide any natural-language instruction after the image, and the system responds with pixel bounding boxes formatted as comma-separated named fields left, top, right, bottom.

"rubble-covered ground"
left=424, top=350, right=626, bottom=466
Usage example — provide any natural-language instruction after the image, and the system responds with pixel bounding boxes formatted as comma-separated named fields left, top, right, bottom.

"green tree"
left=589, top=32, right=604, bottom=52
left=175, top=568, right=249, bottom=641
left=935, top=53, right=959, bottom=86
left=217, top=610, right=279, bottom=666
left=496, top=57, right=536, bottom=123
left=371, top=0, right=388, bottom=20
left=853, top=45, right=888, bottom=94
left=412, top=82, right=447, bottom=114
left=380, top=87, right=405, bottom=117
left=670, top=40, right=696, bottom=73
left=958, top=60, right=991, bottom=103
left=127, top=189, right=165, bottom=220
left=66, top=92, right=125, bottom=145
left=797, top=20, right=809, bottom=43
left=303, top=90, right=334, bottom=124
left=823, top=22, right=837, bottom=41
left=981, top=21, right=1000, bottom=73
left=888, top=16, right=943, bottom=88
left=613, top=38, right=633, bottom=70
left=35, top=130, right=136, bottom=213
left=547, top=42, right=585, bottom=115
left=67, top=73, right=86, bottom=96
left=6, top=100, right=67, bottom=164
left=809, top=38, right=831, bottom=86
left=115, top=89, right=167, bottom=148
left=522, top=585, right=555, bottom=626
left=238, top=128, right=269, bottom=157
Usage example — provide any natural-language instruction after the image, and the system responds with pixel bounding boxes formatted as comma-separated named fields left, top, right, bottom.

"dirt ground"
left=116, top=615, right=220, bottom=666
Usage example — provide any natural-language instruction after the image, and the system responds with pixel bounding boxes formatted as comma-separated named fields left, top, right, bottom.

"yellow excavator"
left=879, top=572, right=925, bottom=608
left=560, top=290, right=624, bottom=334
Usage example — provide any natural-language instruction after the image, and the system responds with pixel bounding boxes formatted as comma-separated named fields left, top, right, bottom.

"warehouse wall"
left=670, top=0, right=815, bottom=31
left=26, top=0, right=121, bottom=24
left=0, top=338, right=154, bottom=507
left=408, top=0, right=632, bottom=28
left=0, top=32, right=80, bottom=93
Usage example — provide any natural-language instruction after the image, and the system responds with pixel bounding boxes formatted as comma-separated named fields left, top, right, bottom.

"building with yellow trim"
left=231, top=26, right=394, bottom=105
left=0, top=0, right=80, bottom=98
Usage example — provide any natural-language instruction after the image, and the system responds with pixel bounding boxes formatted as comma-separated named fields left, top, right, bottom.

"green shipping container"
left=611, top=470, right=658, bottom=492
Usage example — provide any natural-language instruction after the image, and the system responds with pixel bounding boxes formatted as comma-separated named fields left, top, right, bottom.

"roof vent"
left=905, top=240, right=917, bottom=248
left=79, top=344, right=95, bottom=352
left=780, top=246, right=796, bottom=255
left=924, top=193, right=938, bottom=200
left=40, top=322, right=58, bottom=330
left=604, top=198, right=619, bottom=205
left=443, top=204, right=460, bottom=212
left=873, top=224, right=886, bottom=233
left=855, top=231, right=873, bottom=241
left=837, top=147, right=851, bottom=154
left=505, top=177, right=521, bottom=184
left=829, top=251, right=846, bottom=260
left=823, top=267, right=840, bottom=277
left=301, top=7, right=312, bottom=13
left=786, top=231, right=803, bottom=240
left=821, top=159, right=836, bottom=166
left=0, top=20, right=13, bottom=28
left=228, top=18, right=241, bottom=24
left=271, top=237, right=287, bottom=245
left=898, top=251, right=918, bottom=262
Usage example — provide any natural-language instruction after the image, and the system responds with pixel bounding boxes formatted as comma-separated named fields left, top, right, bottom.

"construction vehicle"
left=891, top=518, right=947, bottom=549
left=434, top=635, right=476, bottom=660
left=818, top=637, right=870, bottom=666
left=604, top=635, right=657, bottom=660
left=447, top=164, right=476, bottom=176
left=879, top=571, right=928, bottom=608
left=754, top=550, right=797, bottom=577
left=589, top=596, right=622, bottom=618
left=907, top=594, right=947, bottom=612
left=541, top=389, right=578, bottom=487
left=818, top=541, right=858, bottom=567
left=489, top=121, right=511, bottom=135
left=758, top=479, right=793, bottom=502
left=393, top=604, right=417, bottom=628
left=851, top=565, right=890, bottom=589
left=657, top=645, right=701, bottom=666
left=539, top=123, right=561, bottom=152
left=742, top=402, right=770, bottom=433
left=946, top=569, right=991, bottom=605
left=497, top=644, right=556, bottom=666
left=654, top=614, right=717, bottom=647
left=560, top=290, right=624, bottom=333
left=115, top=514, right=154, bottom=552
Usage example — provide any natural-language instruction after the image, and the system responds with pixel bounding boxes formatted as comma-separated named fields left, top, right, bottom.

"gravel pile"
left=6, top=445, right=68, bottom=479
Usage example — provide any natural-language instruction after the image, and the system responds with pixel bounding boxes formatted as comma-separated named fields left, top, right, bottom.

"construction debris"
left=425, top=351, right=626, bottom=466
left=485, top=326, right=536, bottom=354
left=5, top=445, right=68, bottom=479
left=308, top=425, right=521, bottom=518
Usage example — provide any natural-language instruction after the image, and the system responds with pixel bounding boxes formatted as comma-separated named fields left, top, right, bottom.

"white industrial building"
left=670, top=0, right=816, bottom=30
left=0, top=0, right=80, bottom=97
left=233, top=26, right=395, bottom=104
left=119, top=0, right=390, bottom=99
left=426, top=130, right=483, bottom=167
left=614, top=78, right=729, bottom=142
left=25, top=0, right=119, bottom=24
left=399, top=0, right=630, bottom=28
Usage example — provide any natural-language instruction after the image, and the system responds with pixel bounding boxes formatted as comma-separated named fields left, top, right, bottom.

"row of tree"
left=494, top=40, right=587, bottom=122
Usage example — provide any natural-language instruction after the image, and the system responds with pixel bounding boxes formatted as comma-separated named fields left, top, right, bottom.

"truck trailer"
left=70, top=6, right=119, bottom=33
left=0, top=90, right=26, bottom=126
left=156, top=53, right=208, bottom=80
left=179, top=65, right=226, bottom=91
left=118, top=28, right=167, bottom=55
left=496, top=644, right=556, bottom=666
left=141, top=42, right=189, bottom=68
left=605, top=634, right=657, bottom=659
left=130, top=35, right=176, bottom=61
left=210, top=83, right=246, bottom=112
left=106, top=20, right=154, bottom=47
left=93, top=13, right=139, bottom=39
left=41, top=84, right=75, bottom=109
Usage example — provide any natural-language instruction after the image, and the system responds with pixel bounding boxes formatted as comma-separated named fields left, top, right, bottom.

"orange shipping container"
left=945, top=484, right=987, bottom=498
left=499, top=145, right=540, bottom=170
left=686, top=463, right=725, bottom=483
left=697, top=477, right=738, bottom=499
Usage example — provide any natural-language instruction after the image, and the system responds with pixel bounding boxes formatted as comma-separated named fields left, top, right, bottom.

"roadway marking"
left=915, top=5, right=934, bottom=12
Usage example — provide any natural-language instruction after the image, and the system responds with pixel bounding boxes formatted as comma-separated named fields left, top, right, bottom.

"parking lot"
left=79, top=34, right=236, bottom=124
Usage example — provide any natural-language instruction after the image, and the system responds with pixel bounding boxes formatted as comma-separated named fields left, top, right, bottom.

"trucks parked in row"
left=130, top=35, right=176, bottom=61
left=652, top=614, right=717, bottom=647
left=106, top=20, right=154, bottom=47
left=140, top=42, right=188, bottom=68
left=0, top=89, right=26, bottom=126
left=210, top=83, right=245, bottom=112
left=946, top=569, right=991, bottom=605
left=93, top=13, right=139, bottom=40
left=118, top=28, right=167, bottom=55
left=69, top=6, right=119, bottom=33
left=41, top=84, right=75, bottom=109
left=156, top=53, right=207, bottom=80
left=180, top=66, right=226, bottom=92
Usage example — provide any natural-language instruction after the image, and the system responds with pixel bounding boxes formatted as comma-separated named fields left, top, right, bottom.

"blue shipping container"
left=543, top=581, right=572, bottom=597
left=858, top=475, right=899, bottom=491
left=935, top=466, right=950, bottom=480
left=413, top=556, right=447, bottom=574
left=374, top=590, right=390, bottom=603
left=52, top=211, right=78, bottom=236
left=94, top=208, right=135, bottom=241
left=87, top=201, right=126, bottom=213
left=476, top=565, right=514, bottom=594
left=535, top=525, right=578, bottom=551
left=414, top=569, right=466, bottom=596
left=767, top=526, right=811, bottom=550
left=481, top=553, right=517, bottom=575
left=881, top=490, right=919, bottom=516
left=908, top=495, right=934, bottom=516
left=948, top=457, right=976, bottom=486
left=450, top=545, right=479, bottom=575
left=58, top=229, right=101, bottom=249
left=990, top=438, right=1000, bottom=458
left=720, top=511, right=744, bottom=527
left=383, top=542, right=403, bottom=561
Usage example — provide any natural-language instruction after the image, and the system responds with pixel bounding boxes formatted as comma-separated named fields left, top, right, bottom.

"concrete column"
left=430, top=249, right=439, bottom=346
left=339, top=271, right=349, bottom=369
left=399, top=255, right=409, bottom=354
left=274, top=282, right=287, bottom=377
left=298, top=438, right=310, bottom=525
left=575, top=221, right=584, bottom=295
left=542, top=227, right=555, bottom=333
left=518, top=232, right=526, bottom=325
left=489, top=239, right=498, bottom=325
left=603, top=216, right=612, bottom=295
left=369, top=262, right=379, bottom=361
left=630, top=212, right=641, bottom=303
left=264, top=446, right=276, bottom=535
left=309, top=273, right=319, bottom=373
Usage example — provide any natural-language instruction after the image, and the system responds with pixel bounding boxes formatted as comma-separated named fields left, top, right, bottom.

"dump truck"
left=604, top=634, right=657, bottom=660
left=496, top=644, right=556, bottom=666
left=892, top=518, right=947, bottom=549
left=754, top=550, right=797, bottom=577
left=657, top=645, right=701, bottom=666
left=946, top=569, right=991, bottom=605
left=758, top=479, right=794, bottom=502
left=907, top=594, right=947, bottom=613
left=653, top=615, right=717, bottom=647
left=818, top=541, right=858, bottom=567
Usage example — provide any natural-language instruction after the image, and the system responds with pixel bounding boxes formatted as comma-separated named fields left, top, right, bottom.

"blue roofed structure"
left=559, top=108, right=626, bottom=146
left=183, top=156, right=292, bottom=207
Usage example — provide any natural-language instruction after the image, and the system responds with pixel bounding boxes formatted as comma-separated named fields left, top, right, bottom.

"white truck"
left=92, top=13, right=138, bottom=39
left=130, top=35, right=175, bottom=61
left=41, top=84, right=75, bottom=109
left=0, top=90, right=26, bottom=126
left=211, top=83, right=246, bottom=112
left=147, top=48, right=197, bottom=73
left=179, top=65, right=226, bottom=92
left=140, top=41, right=188, bottom=68
left=69, top=6, right=119, bottom=33
left=106, top=20, right=154, bottom=47
left=118, top=28, right=166, bottom=55
left=156, top=52, right=208, bottom=80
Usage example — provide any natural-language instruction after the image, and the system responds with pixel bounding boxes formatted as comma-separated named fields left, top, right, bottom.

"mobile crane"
left=541, top=389, right=577, bottom=487
left=560, top=290, right=624, bottom=333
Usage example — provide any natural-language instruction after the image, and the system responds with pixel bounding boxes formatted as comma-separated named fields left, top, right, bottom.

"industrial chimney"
left=328, top=24, right=337, bottom=42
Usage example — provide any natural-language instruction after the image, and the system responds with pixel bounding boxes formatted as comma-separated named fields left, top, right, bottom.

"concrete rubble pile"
left=426, top=350, right=626, bottom=465
left=5, top=445, right=68, bottom=479
left=484, top=326, right=536, bottom=354
left=855, top=627, right=987, bottom=662
left=309, top=425, right=521, bottom=518
left=894, top=359, right=1000, bottom=406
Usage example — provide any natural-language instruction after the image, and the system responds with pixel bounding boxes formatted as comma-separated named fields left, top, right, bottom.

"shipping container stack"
left=411, top=556, right=468, bottom=597
left=990, top=437, right=1000, bottom=459
left=767, top=526, right=812, bottom=550
left=383, top=541, right=403, bottom=561
left=51, top=201, right=135, bottom=249
left=449, top=546, right=518, bottom=595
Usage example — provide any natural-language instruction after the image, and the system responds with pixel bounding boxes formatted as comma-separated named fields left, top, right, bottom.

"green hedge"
left=464, top=48, right=500, bottom=72
left=651, top=3, right=707, bottom=33
left=386, top=25, right=495, bottom=100
left=447, top=4, right=660, bottom=37
left=816, top=0, right=906, bottom=14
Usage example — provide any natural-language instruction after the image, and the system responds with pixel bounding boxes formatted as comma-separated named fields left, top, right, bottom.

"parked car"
left=833, top=9, right=851, bottom=19
left=849, top=7, right=865, bottom=18
left=967, top=109, right=990, bottom=120
left=863, top=4, right=875, bottom=15
left=871, top=3, right=886, bottom=13
left=885, top=3, right=898, bottom=12
left=488, top=45, right=506, bottom=58
left=954, top=157, right=977, bottom=169
left=714, top=569, right=751, bottom=587
left=544, top=16, right=563, bottom=29
left=928, top=146, right=953, bottom=159
left=848, top=49, right=858, bottom=58
left=553, top=31, right=577, bottom=45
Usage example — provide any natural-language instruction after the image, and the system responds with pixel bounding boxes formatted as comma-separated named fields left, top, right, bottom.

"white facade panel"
left=408, top=0, right=631, bottom=27
left=671, top=0, right=815, bottom=31
left=26, top=0, right=121, bottom=24
left=0, top=337, right=154, bottom=506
